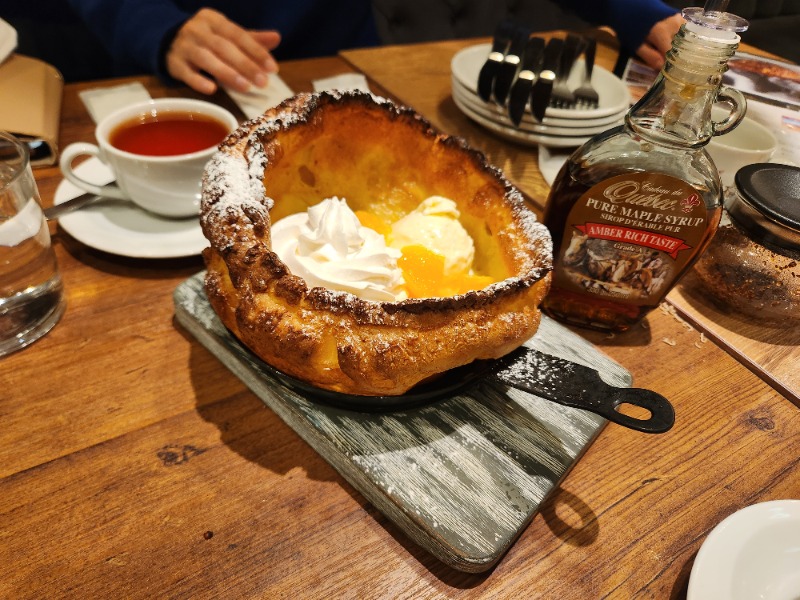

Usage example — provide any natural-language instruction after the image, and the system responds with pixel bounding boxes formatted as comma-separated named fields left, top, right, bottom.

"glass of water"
left=0, top=131, right=65, bottom=356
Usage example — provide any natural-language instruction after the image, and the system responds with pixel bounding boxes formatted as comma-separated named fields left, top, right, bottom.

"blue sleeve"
left=67, top=0, right=191, bottom=79
left=565, top=0, right=679, bottom=54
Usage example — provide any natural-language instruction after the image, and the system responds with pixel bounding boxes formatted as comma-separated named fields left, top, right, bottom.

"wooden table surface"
left=1, top=36, right=798, bottom=599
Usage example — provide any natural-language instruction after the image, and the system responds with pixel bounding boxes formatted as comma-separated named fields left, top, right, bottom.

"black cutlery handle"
left=557, top=33, right=583, bottom=80
left=530, top=37, right=564, bottom=121
left=507, top=36, right=545, bottom=125
left=491, top=19, right=516, bottom=53
left=477, top=19, right=515, bottom=101
left=493, top=27, right=530, bottom=104
left=584, top=37, right=596, bottom=79
left=540, top=37, right=564, bottom=78
left=519, top=36, right=546, bottom=74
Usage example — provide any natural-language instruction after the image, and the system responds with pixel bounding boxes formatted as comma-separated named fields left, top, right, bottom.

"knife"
left=507, top=36, right=546, bottom=126
left=477, top=19, right=515, bottom=102
left=530, top=37, right=563, bottom=122
left=492, top=26, right=530, bottom=106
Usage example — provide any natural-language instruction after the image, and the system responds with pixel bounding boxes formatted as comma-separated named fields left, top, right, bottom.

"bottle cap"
left=729, top=163, right=800, bottom=250
left=683, top=5, right=748, bottom=39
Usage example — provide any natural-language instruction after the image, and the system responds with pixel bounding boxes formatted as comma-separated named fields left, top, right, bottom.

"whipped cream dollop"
left=389, top=196, right=475, bottom=276
left=270, top=197, right=406, bottom=302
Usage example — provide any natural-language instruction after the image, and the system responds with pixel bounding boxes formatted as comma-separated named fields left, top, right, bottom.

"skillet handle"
left=490, top=347, right=676, bottom=434
left=598, top=387, right=675, bottom=433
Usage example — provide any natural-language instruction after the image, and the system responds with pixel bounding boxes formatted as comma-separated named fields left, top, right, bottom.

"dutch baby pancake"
left=200, top=91, right=552, bottom=396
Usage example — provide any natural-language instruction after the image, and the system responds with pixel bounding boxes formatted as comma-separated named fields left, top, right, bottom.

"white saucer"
left=687, top=500, right=800, bottom=600
left=452, top=80, right=624, bottom=136
left=453, top=92, right=591, bottom=148
left=451, top=76, right=627, bottom=129
left=451, top=43, right=630, bottom=120
left=54, top=157, right=207, bottom=258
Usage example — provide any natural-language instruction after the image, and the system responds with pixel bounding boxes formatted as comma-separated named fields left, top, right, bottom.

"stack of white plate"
left=451, top=43, right=631, bottom=148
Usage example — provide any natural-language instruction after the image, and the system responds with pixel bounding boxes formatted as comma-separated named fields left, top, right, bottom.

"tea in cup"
left=59, top=98, right=237, bottom=218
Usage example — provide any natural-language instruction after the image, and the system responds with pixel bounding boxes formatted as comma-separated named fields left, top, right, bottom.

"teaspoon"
left=44, top=192, right=104, bottom=221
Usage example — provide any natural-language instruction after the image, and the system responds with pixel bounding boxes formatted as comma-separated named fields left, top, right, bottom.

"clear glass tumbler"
left=0, top=131, right=65, bottom=356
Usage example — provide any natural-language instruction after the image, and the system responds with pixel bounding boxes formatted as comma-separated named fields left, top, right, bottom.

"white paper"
left=79, top=82, right=153, bottom=124
left=225, top=73, right=295, bottom=120
left=312, top=73, right=371, bottom=93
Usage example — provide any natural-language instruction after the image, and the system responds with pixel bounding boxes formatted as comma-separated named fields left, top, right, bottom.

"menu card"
left=0, top=54, right=63, bottom=166
left=724, top=52, right=800, bottom=111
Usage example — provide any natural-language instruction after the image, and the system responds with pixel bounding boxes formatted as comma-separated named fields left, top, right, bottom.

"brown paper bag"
left=0, top=54, right=63, bottom=167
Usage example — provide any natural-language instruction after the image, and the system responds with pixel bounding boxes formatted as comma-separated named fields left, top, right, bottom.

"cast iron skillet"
left=260, top=346, right=675, bottom=434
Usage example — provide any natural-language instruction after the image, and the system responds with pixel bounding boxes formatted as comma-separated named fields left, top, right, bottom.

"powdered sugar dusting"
left=201, top=150, right=272, bottom=248
left=503, top=185, right=553, bottom=277
left=204, top=151, right=268, bottom=211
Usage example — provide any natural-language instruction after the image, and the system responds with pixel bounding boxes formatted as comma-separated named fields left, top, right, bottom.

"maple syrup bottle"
left=542, top=3, right=749, bottom=331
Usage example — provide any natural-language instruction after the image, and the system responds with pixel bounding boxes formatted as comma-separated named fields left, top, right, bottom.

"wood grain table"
left=1, top=36, right=798, bottom=599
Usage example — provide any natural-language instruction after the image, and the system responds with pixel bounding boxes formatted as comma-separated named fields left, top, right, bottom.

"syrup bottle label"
left=554, top=172, right=708, bottom=306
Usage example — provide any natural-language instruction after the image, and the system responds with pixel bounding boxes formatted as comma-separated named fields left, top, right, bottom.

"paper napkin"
left=312, top=73, right=371, bottom=93
left=79, top=82, right=152, bottom=123
left=224, top=73, right=295, bottom=120
left=225, top=72, right=372, bottom=120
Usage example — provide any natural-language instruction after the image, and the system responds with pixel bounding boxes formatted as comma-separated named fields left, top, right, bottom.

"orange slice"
left=354, top=210, right=391, bottom=236
left=398, top=244, right=493, bottom=298
left=397, top=244, right=445, bottom=298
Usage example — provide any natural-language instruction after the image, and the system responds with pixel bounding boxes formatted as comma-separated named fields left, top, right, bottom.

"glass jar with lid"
left=692, top=163, right=800, bottom=325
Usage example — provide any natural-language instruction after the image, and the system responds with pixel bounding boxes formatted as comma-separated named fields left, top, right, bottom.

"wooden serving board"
left=174, top=272, right=631, bottom=572
left=669, top=274, right=800, bottom=407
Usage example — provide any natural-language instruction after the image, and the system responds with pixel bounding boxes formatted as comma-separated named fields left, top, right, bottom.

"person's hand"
left=636, top=13, right=684, bottom=70
left=166, top=8, right=281, bottom=95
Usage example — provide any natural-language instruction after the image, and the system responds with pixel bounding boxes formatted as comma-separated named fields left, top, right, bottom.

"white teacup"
left=59, top=98, right=238, bottom=218
left=707, top=112, right=777, bottom=188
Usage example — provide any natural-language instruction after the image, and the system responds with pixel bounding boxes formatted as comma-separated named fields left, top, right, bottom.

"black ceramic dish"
left=260, top=346, right=675, bottom=434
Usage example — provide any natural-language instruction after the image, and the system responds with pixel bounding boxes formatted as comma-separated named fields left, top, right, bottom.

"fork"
left=573, top=37, right=599, bottom=108
left=549, top=34, right=583, bottom=108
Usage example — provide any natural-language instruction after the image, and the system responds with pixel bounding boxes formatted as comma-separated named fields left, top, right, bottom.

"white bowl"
left=707, top=110, right=777, bottom=188
left=687, top=500, right=800, bottom=600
